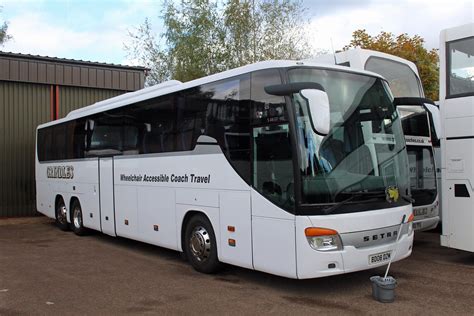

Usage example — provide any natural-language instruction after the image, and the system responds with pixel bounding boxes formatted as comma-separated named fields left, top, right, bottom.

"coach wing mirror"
left=264, top=82, right=330, bottom=135
left=300, top=89, right=330, bottom=135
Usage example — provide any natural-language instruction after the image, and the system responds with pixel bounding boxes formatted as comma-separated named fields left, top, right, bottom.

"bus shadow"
left=52, top=222, right=404, bottom=303
left=92, top=230, right=380, bottom=290
left=91, top=230, right=183, bottom=262
left=215, top=260, right=389, bottom=297
left=444, top=251, right=474, bottom=266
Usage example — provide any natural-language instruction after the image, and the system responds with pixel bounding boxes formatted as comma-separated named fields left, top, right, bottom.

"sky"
left=0, top=0, right=472, bottom=66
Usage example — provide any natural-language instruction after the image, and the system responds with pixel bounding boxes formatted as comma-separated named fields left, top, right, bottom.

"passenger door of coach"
left=251, top=124, right=297, bottom=278
left=249, top=69, right=297, bottom=278
left=99, top=157, right=116, bottom=236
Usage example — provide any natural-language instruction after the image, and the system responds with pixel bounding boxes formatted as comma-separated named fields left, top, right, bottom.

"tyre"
left=70, top=200, right=87, bottom=236
left=184, top=214, right=221, bottom=274
left=55, top=197, right=69, bottom=231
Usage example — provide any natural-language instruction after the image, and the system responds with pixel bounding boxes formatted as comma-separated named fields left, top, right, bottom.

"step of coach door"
left=99, top=157, right=116, bottom=236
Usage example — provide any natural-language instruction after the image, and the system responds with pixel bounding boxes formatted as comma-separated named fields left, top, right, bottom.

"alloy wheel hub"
left=189, top=226, right=211, bottom=262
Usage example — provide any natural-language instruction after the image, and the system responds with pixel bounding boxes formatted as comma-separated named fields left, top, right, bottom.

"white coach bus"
left=313, top=49, right=440, bottom=231
left=439, top=24, right=474, bottom=252
left=36, top=60, right=414, bottom=279
left=398, top=101, right=439, bottom=231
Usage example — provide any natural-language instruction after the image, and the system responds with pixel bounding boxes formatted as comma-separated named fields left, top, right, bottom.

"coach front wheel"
left=184, top=214, right=221, bottom=274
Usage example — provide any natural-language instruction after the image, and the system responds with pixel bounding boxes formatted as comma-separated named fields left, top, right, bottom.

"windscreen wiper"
left=400, top=194, right=415, bottom=203
left=322, top=191, right=385, bottom=215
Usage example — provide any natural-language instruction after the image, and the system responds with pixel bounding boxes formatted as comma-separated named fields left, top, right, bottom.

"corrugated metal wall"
left=58, top=86, right=123, bottom=118
left=0, top=52, right=144, bottom=217
left=0, top=53, right=146, bottom=91
left=0, top=83, right=126, bottom=217
left=0, top=81, right=50, bottom=216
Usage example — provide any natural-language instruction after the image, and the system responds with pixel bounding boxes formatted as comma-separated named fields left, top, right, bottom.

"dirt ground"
left=0, top=216, right=473, bottom=315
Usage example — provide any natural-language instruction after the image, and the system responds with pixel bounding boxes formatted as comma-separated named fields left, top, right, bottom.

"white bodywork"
left=439, top=24, right=474, bottom=252
left=36, top=60, right=413, bottom=278
left=312, top=49, right=440, bottom=231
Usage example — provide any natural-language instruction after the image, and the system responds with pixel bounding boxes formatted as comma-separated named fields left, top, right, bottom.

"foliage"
left=224, top=0, right=311, bottom=68
left=125, top=19, right=171, bottom=84
left=126, top=0, right=313, bottom=85
left=0, top=7, right=12, bottom=46
left=162, top=0, right=226, bottom=82
left=344, top=29, right=439, bottom=100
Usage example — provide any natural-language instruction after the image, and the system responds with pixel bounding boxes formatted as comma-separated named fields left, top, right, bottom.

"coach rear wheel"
left=184, top=214, right=220, bottom=274
left=55, top=198, right=69, bottom=231
left=71, top=200, right=87, bottom=236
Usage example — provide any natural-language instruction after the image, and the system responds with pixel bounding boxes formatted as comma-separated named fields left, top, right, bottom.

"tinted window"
left=37, top=128, right=51, bottom=161
left=38, top=122, right=75, bottom=161
left=186, top=75, right=251, bottom=182
left=86, top=114, right=124, bottom=157
left=71, top=119, right=86, bottom=159
left=132, top=96, right=176, bottom=154
left=253, top=124, right=294, bottom=210
left=37, top=74, right=252, bottom=169
left=176, top=93, right=206, bottom=152
left=53, top=124, right=65, bottom=160
left=251, top=69, right=287, bottom=125
left=250, top=70, right=294, bottom=211
left=401, top=111, right=429, bottom=137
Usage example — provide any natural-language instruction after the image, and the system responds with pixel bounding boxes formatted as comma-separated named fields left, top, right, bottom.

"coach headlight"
left=407, top=213, right=415, bottom=235
left=305, top=227, right=343, bottom=251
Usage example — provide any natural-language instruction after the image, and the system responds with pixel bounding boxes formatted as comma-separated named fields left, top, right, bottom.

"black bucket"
left=370, top=276, right=397, bottom=303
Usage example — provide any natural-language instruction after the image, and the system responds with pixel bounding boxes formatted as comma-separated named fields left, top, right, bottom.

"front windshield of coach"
left=288, top=68, right=410, bottom=214
left=365, top=56, right=423, bottom=98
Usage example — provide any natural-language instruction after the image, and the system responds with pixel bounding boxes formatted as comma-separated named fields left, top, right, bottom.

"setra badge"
left=385, top=186, right=399, bottom=203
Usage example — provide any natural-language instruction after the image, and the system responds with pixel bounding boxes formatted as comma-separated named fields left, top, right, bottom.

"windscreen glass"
left=407, top=146, right=437, bottom=206
left=288, top=68, right=409, bottom=215
left=365, top=57, right=422, bottom=98
left=400, top=107, right=430, bottom=137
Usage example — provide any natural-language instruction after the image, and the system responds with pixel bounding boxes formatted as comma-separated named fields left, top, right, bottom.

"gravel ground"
left=0, top=216, right=473, bottom=315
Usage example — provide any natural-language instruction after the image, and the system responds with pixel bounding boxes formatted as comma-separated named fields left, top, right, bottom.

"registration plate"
left=369, top=251, right=391, bottom=265
left=414, top=208, right=428, bottom=216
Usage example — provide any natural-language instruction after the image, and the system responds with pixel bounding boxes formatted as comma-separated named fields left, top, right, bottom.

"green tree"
left=0, top=7, right=12, bottom=46
left=163, top=0, right=226, bottom=82
left=224, top=0, right=310, bottom=68
left=125, top=18, right=171, bottom=84
left=344, top=29, right=439, bottom=100
left=126, top=0, right=313, bottom=84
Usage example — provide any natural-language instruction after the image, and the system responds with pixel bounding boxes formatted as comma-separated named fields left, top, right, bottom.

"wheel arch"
left=54, top=194, right=64, bottom=211
left=180, top=209, right=219, bottom=253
